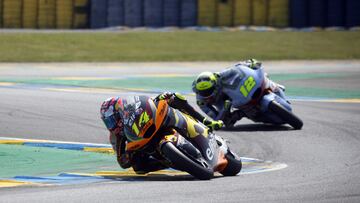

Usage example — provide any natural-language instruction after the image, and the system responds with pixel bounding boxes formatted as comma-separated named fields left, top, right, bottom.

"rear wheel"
left=220, top=153, right=242, bottom=176
left=161, top=142, right=214, bottom=180
left=269, top=101, right=303, bottom=130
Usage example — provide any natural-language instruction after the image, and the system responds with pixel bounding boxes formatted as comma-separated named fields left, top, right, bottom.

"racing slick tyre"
left=269, top=101, right=303, bottom=130
left=161, top=142, right=214, bottom=180
left=220, top=153, right=242, bottom=176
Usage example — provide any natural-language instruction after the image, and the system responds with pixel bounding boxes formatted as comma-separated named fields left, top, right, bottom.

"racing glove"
left=247, top=59, right=262, bottom=70
left=156, top=92, right=173, bottom=100
left=203, top=118, right=224, bottom=131
left=157, top=92, right=186, bottom=101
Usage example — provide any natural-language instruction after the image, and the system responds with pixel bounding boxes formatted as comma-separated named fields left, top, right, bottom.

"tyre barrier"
left=217, top=0, right=234, bottom=27
left=38, top=0, right=56, bottom=29
left=144, top=0, right=163, bottom=27
left=56, top=0, right=74, bottom=29
left=180, top=0, right=197, bottom=27
left=268, top=0, right=289, bottom=27
left=198, top=0, right=216, bottom=26
left=0, top=0, right=3, bottom=27
left=163, top=0, right=180, bottom=26
left=234, top=0, right=251, bottom=26
left=73, top=0, right=89, bottom=29
left=22, top=0, right=38, bottom=28
left=252, top=0, right=268, bottom=26
left=124, top=0, right=143, bottom=27
left=107, top=0, right=124, bottom=27
left=0, top=0, right=359, bottom=29
left=3, top=0, right=22, bottom=28
left=308, top=0, right=327, bottom=27
left=346, top=0, right=360, bottom=28
left=327, top=0, right=344, bottom=27
left=90, top=0, right=107, bottom=28
left=289, top=0, right=308, bottom=28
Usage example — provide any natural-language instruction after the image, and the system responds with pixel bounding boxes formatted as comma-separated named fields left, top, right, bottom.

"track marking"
left=43, top=87, right=149, bottom=94
left=54, top=74, right=191, bottom=80
left=0, top=137, right=288, bottom=188
left=321, top=99, right=360, bottom=103
left=1, top=80, right=359, bottom=103
left=290, top=98, right=360, bottom=104
left=43, top=87, right=360, bottom=103
left=83, top=147, right=115, bottom=154
left=0, top=180, right=39, bottom=188
left=0, top=82, right=15, bottom=86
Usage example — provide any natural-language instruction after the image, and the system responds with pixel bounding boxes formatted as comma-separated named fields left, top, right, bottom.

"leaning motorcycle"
left=219, top=66, right=303, bottom=130
left=122, top=96, right=242, bottom=180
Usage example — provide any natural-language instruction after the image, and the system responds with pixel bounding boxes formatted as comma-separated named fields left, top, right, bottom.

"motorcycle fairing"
left=122, top=96, right=230, bottom=173
left=126, top=97, right=169, bottom=151
left=221, top=65, right=265, bottom=107
left=163, top=108, right=226, bottom=168
left=165, top=108, right=209, bottom=139
left=160, top=132, right=203, bottom=162
left=257, top=91, right=292, bottom=124
left=159, top=128, right=228, bottom=172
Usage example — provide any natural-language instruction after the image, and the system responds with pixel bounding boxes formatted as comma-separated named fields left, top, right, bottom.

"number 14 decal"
left=240, top=76, right=256, bottom=97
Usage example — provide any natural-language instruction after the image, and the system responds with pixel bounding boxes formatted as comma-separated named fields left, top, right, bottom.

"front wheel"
left=269, top=101, right=303, bottom=130
left=161, top=142, right=214, bottom=180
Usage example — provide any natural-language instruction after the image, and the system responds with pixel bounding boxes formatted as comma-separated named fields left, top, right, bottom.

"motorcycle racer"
left=100, top=92, right=224, bottom=174
left=192, top=59, right=285, bottom=128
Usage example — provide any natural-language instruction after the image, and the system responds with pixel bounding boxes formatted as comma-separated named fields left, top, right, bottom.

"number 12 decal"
left=240, top=76, right=256, bottom=97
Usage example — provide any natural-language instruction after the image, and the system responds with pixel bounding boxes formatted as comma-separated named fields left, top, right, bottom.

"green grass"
left=0, top=31, right=359, bottom=62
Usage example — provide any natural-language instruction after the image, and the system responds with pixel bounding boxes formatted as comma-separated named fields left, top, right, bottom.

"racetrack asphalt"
left=0, top=61, right=359, bottom=202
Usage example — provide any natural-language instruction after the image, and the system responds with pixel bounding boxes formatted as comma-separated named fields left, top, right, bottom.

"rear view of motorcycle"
left=124, top=96, right=242, bottom=180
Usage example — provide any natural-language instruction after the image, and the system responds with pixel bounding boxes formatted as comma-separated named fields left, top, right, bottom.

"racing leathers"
left=195, top=60, right=285, bottom=127
left=109, top=92, right=223, bottom=174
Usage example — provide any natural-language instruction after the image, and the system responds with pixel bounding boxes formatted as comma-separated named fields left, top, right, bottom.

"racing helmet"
left=192, top=72, right=219, bottom=99
left=100, top=97, right=123, bottom=131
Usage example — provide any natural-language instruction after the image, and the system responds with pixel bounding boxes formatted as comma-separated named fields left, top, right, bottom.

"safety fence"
left=0, top=0, right=359, bottom=29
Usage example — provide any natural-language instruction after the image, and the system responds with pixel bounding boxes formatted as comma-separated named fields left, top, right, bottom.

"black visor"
left=198, top=85, right=216, bottom=97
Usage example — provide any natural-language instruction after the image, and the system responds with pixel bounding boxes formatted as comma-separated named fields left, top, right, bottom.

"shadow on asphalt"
left=222, top=124, right=294, bottom=132
left=103, top=174, right=225, bottom=182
